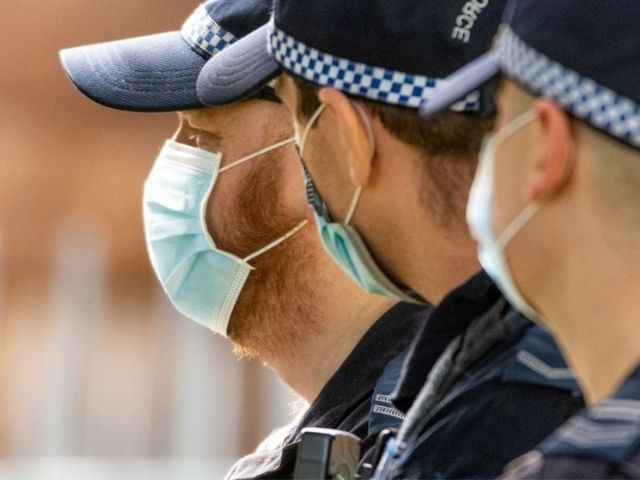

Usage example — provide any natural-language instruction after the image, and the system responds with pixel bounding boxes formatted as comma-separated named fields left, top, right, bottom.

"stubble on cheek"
left=208, top=147, right=322, bottom=360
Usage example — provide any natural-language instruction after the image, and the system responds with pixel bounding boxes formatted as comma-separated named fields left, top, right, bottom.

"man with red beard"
left=59, top=1, right=426, bottom=478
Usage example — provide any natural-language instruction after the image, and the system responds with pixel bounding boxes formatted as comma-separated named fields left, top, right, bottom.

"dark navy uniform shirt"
left=502, top=364, right=640, bottom=479
left=225, top=302, right=428, bottom=480
left=371, top=271, right=585, bottom=480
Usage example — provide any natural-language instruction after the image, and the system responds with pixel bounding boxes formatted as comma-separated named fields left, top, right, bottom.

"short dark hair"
left=294, top=77, right=495, bottom=228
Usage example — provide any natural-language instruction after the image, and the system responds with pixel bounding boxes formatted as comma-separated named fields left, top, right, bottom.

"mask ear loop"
left=344, top=188, right=362, bottom=224
left=496, top=203, right=541, bottom=250
left=244, top=219, right=308, bottom=263
left=344, top=102, right=375, bottom=225
left=491, top=108, right=540, bottom=250
left=238, top=108, right=330, bottom=263
left=494, top=108, right=537, bottom=145
left=219, top=136, right=296, bottom=173
left=202, top=136, right=297, bottom=251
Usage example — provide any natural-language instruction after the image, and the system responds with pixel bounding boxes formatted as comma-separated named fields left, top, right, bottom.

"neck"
left=360, top=120, right=481, bottom=305
left=266, top=270, right=397, bottom=404
left=371, top=184, right=480, bottom=304
left=542, top=230, right=640, bottom=405
left=409, top=227, right=481, bottom=303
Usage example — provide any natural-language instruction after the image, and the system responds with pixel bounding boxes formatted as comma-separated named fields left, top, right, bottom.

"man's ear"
left=318, top=88, right=374, bottom=188
left=526, top=99, right=576, bottom=202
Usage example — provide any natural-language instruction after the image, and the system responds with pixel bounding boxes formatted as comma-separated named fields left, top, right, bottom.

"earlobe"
left=526, top=100, right=575, bottom=202
left=319, top=88, right=374, bottom=188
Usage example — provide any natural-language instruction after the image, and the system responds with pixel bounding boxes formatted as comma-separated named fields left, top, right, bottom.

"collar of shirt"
left=391, top=270, right=501, bottom=411
left=539, top=363, right=640, bottom=464
left=297, top=301, right=429, bottom=433
left=225, top=302, right=430, bottom=480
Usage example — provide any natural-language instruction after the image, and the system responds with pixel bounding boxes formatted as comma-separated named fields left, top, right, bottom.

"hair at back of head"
left=294, top=77, right=495, bottom=229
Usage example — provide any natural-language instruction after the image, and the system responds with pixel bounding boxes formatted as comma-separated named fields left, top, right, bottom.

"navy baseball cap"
left=197, top=0, right=508, bottom=110
left=59, top=0, right=270, bottom=112
left=420, top=0, right=640, bottom=149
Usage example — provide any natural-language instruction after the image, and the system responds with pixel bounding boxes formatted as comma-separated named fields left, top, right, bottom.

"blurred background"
left=0, top=1, right=297, bottom=478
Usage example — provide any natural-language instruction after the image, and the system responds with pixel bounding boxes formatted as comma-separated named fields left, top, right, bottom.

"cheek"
left=205, top=168, right=245, bottom=239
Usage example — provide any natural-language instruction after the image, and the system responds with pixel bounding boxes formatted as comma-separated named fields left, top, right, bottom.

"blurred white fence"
left=0, top=216, right=299, bottom=479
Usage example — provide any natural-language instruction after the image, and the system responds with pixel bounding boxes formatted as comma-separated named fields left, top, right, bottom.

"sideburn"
left=222, top=145, right=322, bottom=360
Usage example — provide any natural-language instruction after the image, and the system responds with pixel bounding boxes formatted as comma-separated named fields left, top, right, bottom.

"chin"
left=225, top=240, right=322, bottom=362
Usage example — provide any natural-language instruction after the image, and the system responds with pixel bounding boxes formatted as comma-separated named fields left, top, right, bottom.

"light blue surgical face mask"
left=467, top=108, right=543, bottom=321
left=143, top=139, right=306, bottom=336
left=297, top=104, right=425, bottom=304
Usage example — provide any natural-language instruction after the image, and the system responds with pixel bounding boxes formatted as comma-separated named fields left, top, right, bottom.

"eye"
left=190, top=129, right=224, bottom=153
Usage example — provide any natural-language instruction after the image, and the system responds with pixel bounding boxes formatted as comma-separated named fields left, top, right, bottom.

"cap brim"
left=420, top=52, right=500, bottom=118
left=197, top=24, right=280, bottom=106
left=60, top=31, right=206, bottom=112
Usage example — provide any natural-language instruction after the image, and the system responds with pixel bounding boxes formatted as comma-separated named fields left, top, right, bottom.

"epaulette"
left=502, top=325, right=581, bottom=393
left=539, top=397, right=640, bottom=464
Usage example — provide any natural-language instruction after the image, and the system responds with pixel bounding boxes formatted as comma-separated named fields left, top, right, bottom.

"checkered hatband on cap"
left=496, top=26, right=640, bottom=148
left=268, top=25, right=480, bottom=111
left=181, top=4, right=236, bottom=59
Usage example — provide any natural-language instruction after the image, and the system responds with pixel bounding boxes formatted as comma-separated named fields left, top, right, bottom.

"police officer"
left=196, top=0, right=585, bottom=478
left=423, top=0, right=640, bottom=477
left=59, top=1, right=427, bottom=478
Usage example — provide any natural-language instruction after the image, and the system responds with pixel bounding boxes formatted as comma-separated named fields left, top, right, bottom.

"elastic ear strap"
left=219, top=137, right=296, bottom=173
left=244, top=219, right=308, bottom=262
left=299, top=104, right=326, bottom=157
left=344, top=187, right=363, bottom=225
left=496, top=202, right=541, bottom=250
left=343, top=103, right=373, bottom=225
left=495, top=108, right=537, bottom=145
left=493, top=108, right=541, bottom=249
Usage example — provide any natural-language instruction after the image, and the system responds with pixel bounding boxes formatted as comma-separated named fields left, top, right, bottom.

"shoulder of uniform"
left=501, top=324, right=581, bottom=393
left=503, top=449, right=619, bottom=479
left=539, top=398, right=640, bottom=464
